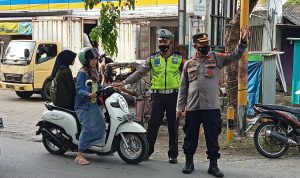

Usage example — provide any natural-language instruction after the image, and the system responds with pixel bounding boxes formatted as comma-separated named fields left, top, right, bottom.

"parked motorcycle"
left=0, top=117, right=3, bottom=129
left=36, top=86, right=149, bottom=164
left=246, top=90, right=300, bottom=158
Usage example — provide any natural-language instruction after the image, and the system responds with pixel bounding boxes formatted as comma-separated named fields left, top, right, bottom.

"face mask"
left=159, top=45, right=170, bottom=52
left=198, top=44, right=210, bottom=55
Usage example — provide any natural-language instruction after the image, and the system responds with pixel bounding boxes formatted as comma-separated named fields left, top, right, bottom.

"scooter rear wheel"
left=117, top=133, right=149, bottom=164
left=254, top=121, right=289, bottom=158
left=42, top=127, right=67, bottom=155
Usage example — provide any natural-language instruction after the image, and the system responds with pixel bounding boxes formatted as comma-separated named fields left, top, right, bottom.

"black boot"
left=182, top=155, right=194, bottom=174
left=208, top=159, right=224, bottom=177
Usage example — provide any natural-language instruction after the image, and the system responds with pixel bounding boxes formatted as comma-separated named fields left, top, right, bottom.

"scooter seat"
left=45, top=102, right=76, bottom=118
left=259, top=104, right=300, bottom=114
left=45, top=102, right=81, bottom=139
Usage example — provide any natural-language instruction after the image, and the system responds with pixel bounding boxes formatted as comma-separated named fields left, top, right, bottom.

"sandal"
left=75, top=156, right=90, bottom=165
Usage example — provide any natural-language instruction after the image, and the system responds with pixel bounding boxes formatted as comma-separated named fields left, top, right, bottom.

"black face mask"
left=198, top=45, right=210, bottom=55
left=159, top=45, right=170, bottom=52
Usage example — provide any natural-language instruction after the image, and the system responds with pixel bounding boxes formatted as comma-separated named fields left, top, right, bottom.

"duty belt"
left=150, top=89, right=178, bottom=94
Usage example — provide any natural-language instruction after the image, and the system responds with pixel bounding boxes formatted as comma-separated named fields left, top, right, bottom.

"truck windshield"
left=1, top=41, right=35, bottom=66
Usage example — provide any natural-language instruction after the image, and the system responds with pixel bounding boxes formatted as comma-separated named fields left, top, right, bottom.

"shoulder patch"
left=150, top=51, right=160, bottom=58
left=173, top=51, right=182, bottom=56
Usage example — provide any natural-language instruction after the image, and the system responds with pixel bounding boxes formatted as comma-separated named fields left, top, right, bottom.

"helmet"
left=78, top=47, right=100, bottom=65
left=156, top=29, right=174, bottom=40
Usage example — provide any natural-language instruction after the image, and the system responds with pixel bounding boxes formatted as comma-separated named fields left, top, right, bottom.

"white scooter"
left=36, top=86, right=149, bottom=164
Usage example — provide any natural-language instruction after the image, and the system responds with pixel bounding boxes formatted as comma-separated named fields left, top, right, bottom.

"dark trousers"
left=183, top=109, right=222, bottom=160
left=146, top=93, right=178, bottom=158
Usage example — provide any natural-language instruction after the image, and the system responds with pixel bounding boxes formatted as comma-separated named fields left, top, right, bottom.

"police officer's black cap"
left=192, top=33, right=209, bottom=43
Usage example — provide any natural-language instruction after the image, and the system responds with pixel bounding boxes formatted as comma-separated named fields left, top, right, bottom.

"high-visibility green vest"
left=150, top=53, right=183, bottom=90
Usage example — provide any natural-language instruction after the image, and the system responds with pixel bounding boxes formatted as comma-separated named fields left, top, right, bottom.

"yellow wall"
left=0, top=0, right=178, bottom=11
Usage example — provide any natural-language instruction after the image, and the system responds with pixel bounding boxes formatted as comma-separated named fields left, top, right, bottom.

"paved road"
left=1, top=90, right=300, bottom=178
left=0, top=90, right=44, bottom=141
left=1, top=136, right=300, bottom=178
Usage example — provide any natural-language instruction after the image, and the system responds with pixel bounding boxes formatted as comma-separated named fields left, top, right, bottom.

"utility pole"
left=237, top=0, right=249, bottom=137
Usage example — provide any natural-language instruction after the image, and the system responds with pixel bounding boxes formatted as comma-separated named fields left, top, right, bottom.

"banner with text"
left=0, top=22, right=32, bottom=35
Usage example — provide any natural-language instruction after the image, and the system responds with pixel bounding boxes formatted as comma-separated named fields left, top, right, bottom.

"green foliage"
left=84, top=0, right=136, bottom=57
left=284, top=0, right=300, bottom=6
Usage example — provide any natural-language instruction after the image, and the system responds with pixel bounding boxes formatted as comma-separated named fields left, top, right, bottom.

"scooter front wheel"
left=117, top=133, right=149, bottom=164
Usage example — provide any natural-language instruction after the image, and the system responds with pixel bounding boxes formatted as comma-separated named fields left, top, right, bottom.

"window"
left=36, top=44, right=57, bottom=64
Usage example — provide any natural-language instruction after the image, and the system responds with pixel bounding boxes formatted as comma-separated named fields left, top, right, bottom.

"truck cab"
left=0, top=40, right=62, bottom=100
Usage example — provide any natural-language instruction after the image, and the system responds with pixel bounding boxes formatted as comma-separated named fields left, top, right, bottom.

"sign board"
left=194, top=0, right=206, bottom=16
left=0, top=22, right=32, bottom=35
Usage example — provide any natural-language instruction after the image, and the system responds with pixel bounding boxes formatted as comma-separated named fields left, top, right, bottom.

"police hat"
left=156, top=29, right=174, bottom=40
left=192, top=33, right=209, bottom=43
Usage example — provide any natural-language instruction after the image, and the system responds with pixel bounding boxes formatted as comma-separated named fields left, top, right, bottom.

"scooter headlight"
left=118, top=95, right=129, bottom=113
left=123, top=113, right=135, bottom=122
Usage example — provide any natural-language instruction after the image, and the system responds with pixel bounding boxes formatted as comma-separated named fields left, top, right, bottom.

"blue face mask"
left=198, top=45, right=210, bottom=55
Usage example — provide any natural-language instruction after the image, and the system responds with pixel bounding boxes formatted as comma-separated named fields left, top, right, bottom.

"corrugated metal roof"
left=121, top=5, right=178, bottom=19
left=72, top=5, right=178, bottom=20
left=283, top=5, right=300, bottom=25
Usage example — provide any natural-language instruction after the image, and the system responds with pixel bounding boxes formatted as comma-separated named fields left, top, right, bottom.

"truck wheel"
left=41, top=80, right=52, bottom=101
left=15, top=91, right=33, bottom=99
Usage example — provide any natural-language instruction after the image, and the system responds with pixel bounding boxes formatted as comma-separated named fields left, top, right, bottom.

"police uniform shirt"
left=177, top=42, right=248, bottom=111
left=124, top=52, right=183, bottom=89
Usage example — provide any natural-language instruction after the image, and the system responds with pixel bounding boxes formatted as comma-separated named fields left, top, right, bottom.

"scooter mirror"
left=85, top=79, right=93, bottom=87
left=296, top=90, right=300, bottom=95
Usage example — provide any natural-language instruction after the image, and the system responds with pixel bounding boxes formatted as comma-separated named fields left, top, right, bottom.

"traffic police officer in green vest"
left=112, top=29, right=184, bottom=164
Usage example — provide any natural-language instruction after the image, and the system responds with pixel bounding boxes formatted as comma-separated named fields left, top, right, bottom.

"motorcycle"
left=36, top=86, right=149, bottom=164
left=0, top=117, right=3, bottom=129
left=246, top=90, right=300, bottom=158
left=0, top=117, right=3, bottom=156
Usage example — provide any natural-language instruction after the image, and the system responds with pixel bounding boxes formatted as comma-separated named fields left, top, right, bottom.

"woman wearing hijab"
left=74, top=47, right=106, bottom=165
left=50, top=50, right=77, bottom=110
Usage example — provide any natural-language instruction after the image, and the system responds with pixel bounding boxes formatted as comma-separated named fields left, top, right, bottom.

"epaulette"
left=172, top=51, right=182, bottom=56
left=150, top=51, right=160, bottom=58
left=187, top=56, right=196, bottom=61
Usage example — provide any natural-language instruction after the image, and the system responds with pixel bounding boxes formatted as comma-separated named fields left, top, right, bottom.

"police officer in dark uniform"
left=112, top=29, right=184, bottom=164
left=177, top=25, right=250, bottom=177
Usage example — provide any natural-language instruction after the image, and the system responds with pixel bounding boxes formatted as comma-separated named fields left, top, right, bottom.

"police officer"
left=177, top=25, right=250, bottom=177
left=112, top=29, right=184, bottom=164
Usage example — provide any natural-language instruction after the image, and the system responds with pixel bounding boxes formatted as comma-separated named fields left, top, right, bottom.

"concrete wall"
left=140, top=25, right=151, bottom=60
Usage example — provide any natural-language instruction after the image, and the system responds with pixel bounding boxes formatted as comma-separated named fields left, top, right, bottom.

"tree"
left=83, top=0, right=136, bottom=57
left=225, top=0, right=259, bottom=121
left=284, top=0, right=300, bottom=5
